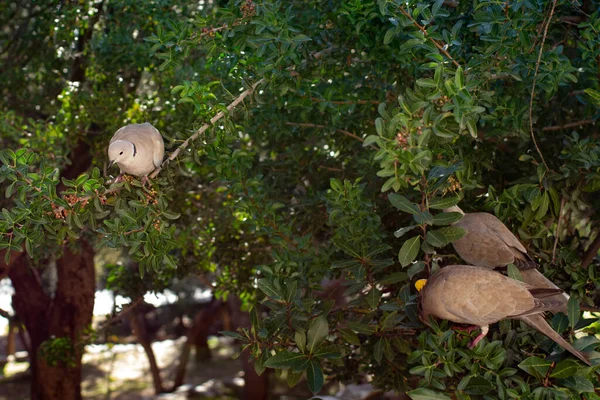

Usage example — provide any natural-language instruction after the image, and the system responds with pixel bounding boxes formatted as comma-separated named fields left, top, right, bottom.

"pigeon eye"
left=119, top=151, right=123, bottom=155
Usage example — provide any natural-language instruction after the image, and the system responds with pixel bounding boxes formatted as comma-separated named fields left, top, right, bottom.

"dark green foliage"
left=39, top=337, right=77, bottom=368
left=2, top=0, right=600, bottom=396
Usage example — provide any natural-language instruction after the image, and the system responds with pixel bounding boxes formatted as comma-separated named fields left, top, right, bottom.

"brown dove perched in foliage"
left=417, top=265, right=590, bottom=365
left=443, top=205, right=569, bottom=311
left=108, top=123, right=164, bottom=180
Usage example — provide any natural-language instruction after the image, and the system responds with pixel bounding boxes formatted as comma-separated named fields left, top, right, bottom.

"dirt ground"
left=0, top=336, right=299, bottom=400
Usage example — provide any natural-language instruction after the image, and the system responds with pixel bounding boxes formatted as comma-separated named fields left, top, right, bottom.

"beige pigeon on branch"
left=108, top=123, right=164, bottom=182
left=417, top=265, right=590, bottom=365
left=444, top=205, right=570, bottom=311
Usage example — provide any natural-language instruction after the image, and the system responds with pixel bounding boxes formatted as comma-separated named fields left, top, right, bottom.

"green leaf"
left=381, top=177, right=396, bottom=192
left=25, top=239, right=33, bottom=257
left=286, top=280, right=298, bottom=302
left=407, top=261, right=426, bottom=280
left=398, top=236, right=420, bottom=267
left=426, top=230, right=448, bottom=247
left=552, top=312, right=569, bottom=334
left=365, top=287, right=382, bottom=308
left=5, top=182, right=16, bottom=198
left=346, top=321, right=375, bottom=335
left=375, top=117, right=384, bottom=136
left=518, top=356, right=552, bottom=380
left=437, top=226, right=466, bottom=242
left=432, top=212, right=463, bottom=225
left=363, top=135, right=380, bottom=147
left=455, top=66, right=464, bottom=89
left=373, top=338, right=384, bottom=363
left=377, top=272, right=407, bottom=285
left=384, top=27, right=396, bottom=45
left=162, top=211, right=181, bottom=220
left=507, top=264, right=524, bottom=281
left=567, top=296, right=580, bottom=329
left=466, top=119, right=477, bottom=138
left=331, top=259, right=360, bottom=269
left=295, top=330, right=307, bottom=353
left=330, top=178, right=343, bottom=192
left=431, top=0, right=444, bottom=16
left=463, top=376, right=494, bottom=395
left=306, top=316, right=328, bottom=354
left=394, top=225, right=417, bottom=238
left=388, top=193, right=420, bottom=215
left=407, top=388, right=451, bottom=400
left=416, top=78, right=438, bottom=88
left=549, top=359, right=580, bottom=378
left=306, top=360, right=324, bottom=394
left=557, top=375, right=595, bottom=393
left=414, top=211, right=434, bottom=225
left=287, top=370, right=303, bottom=388
left=429, top=196, right=460, bottom=210
left=338, top=328, right=360, bottom=345
left=536, top=191, right=549, bottom=219
left=250, top=307, right=261, bottom=329
left=219, top=330, right=245, bottom=340
left=263, top=350, right=309, bottom=370
left=573, top=336, right=600, bottom=352
left=257, top=278, right=282, bottom=299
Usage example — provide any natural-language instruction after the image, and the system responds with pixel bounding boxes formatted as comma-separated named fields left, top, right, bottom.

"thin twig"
left=0, top=308, right=12, bottom=320
left=149, top=78, right=266, bottom=179
left=582, top=232, right=600, bottom=269
left=398, top=7, right=460, bottom=68
left=542, top=119, right=595, bottom=131
left=552, top=197, right=566, bottom=264
left=309, top=97, right=380, bottom=105
left=285, top=121, right=371, bottom=146
left=97, top=296, right=144, bottom=332
left=318, top=165, right=344, bottom=172
left=528, top=1, right=557, bottom=174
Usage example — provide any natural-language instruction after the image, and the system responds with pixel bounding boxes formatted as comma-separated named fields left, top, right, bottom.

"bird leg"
left=467, top=325, right=489, bottom=349
left=140, top=176, right=151, bottom=188
left=111, top=174, right=125, bottom=184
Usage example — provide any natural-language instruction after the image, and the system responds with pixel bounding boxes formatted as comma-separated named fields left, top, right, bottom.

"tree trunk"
left=130, top=303, right=164, bottom=394
left=9, top=240, right=95, bottom=400
left=240, top=348, right=270, bottom=400
left=169, top=299, right=226, bottom=391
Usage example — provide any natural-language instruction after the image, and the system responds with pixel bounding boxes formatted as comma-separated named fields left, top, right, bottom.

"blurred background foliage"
left=1, top=0, right=600, bottom=398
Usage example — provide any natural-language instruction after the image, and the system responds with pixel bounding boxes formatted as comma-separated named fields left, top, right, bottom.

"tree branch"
left=398, top=6, right=460, bottom=69
left=0, top=307, right=13, bottom=320
left=285, top=121, right=371, bottom=146
left=96, top=296, right=144, bottom=332
left=542, top=119, right=595, bottom=132
left=308, top=97, right=380, bottom=105
left=552, top=197, right=566, bottom=264
left=582, top=233, right=600, bottom=269
left=149, top=78, right=266, bottom=179
left=528, top=0, right=557, bottom=174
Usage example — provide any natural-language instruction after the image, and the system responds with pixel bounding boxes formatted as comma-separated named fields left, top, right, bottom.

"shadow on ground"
left=1, top=336, right=256, bottom=400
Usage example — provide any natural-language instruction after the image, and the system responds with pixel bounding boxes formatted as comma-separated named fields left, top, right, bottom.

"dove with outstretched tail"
left=417, top=265, right=590, bottom=365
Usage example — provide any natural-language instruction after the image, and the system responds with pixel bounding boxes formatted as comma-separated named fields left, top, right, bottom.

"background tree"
left=1, top=0, right=600, bottom=399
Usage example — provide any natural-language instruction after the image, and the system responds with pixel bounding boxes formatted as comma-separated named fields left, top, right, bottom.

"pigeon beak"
left=108, top=159, right=115, bottom=168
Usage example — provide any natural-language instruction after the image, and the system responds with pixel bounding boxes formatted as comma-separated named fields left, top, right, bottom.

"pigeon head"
left=108, top=140, right=136, bottom=168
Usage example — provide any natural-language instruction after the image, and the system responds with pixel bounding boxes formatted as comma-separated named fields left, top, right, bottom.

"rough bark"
left=9, top=240, right=95, bottom=400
